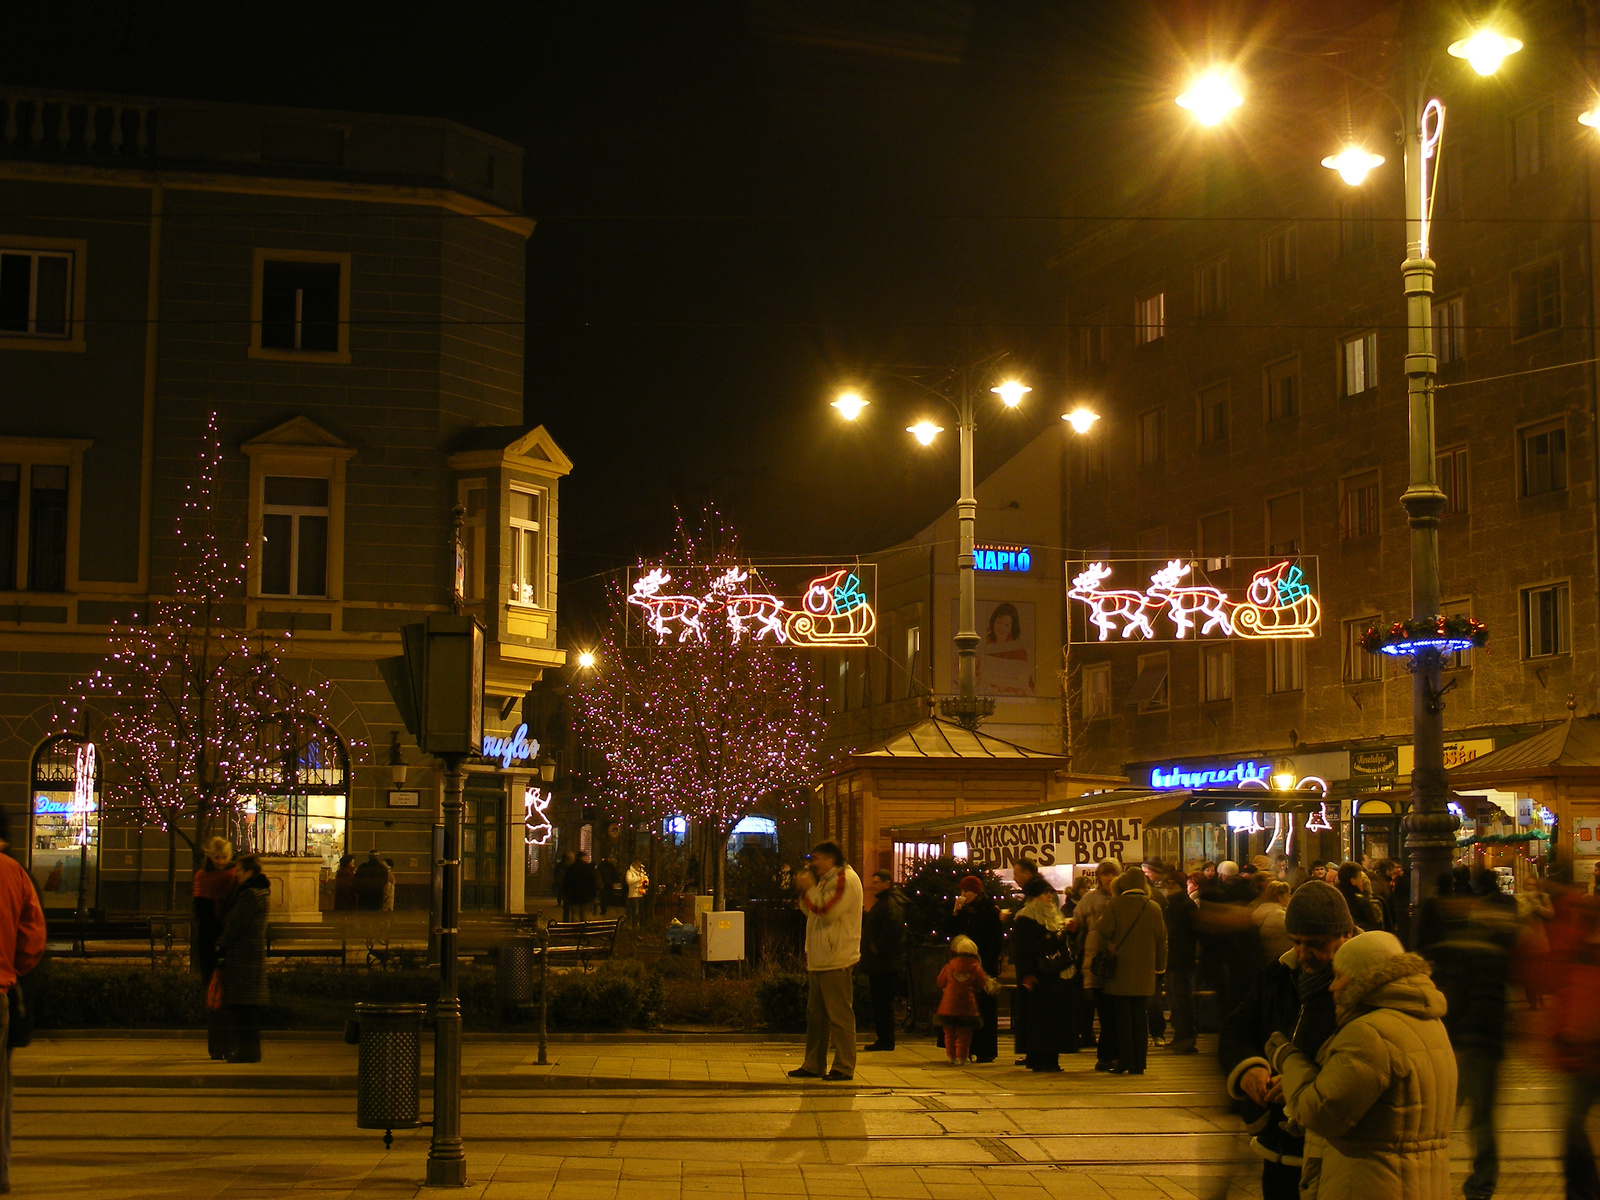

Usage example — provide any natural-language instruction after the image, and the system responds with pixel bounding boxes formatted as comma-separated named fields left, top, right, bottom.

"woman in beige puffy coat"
left=1265, top=930, right=1457, bottom=1200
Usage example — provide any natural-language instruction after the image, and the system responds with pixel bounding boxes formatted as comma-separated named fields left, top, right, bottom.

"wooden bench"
left=45, top=918, right=157, bottom=965
left=537, top=918, right=622, bottom=971
left=454, top=916, right=536, bottom=963
left=266, top=923, right=348, bottom=966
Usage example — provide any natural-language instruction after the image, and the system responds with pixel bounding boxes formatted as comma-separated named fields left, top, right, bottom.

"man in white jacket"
left=789, top=842, right=864, bottom=1081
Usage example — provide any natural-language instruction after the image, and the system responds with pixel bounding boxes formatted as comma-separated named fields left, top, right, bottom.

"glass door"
left=461, top=786, right=503, bottom=911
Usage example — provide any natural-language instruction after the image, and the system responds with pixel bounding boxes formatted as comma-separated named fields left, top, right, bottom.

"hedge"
left=753, top=969, right=872, bottom=1032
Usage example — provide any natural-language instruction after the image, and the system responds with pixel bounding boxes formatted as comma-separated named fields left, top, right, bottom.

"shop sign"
left=1148, top=759, right=1269, bottom=789
left=1398, top=738, right=1495, bottom=776
left=481, top=723, right=539, bottom=769
left=964, top=816, right=1145, bottom=869
left=1350, top=747, right=1399, bottom=777
left=975, top=544, right=1031, bottom=573
left=1575, top=817, right=1600, bottom=856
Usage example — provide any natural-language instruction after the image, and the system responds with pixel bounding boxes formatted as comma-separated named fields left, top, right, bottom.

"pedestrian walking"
left=331, top=853, right=357, bottom=911
left=1087, top=868, right=1166, bottom=1076
left=946, top=875, right=1004, bottom=1063
left=625, top=859, right=650, bottom=926
left=216, top=854, right=271, bottom=1063
left=789, top=842, right=863, bottom=1081
left=553, top=851, right=573, bottom=913
left=1199, top=859, right=1263, bottom=1028
left=192, top=836, right=238, bottom=1060
left=859, top=868, right=908, bottom=1052
left=0, top=809, right=46, bottom=1193
left=1266, top=931, right=1457, bottom=1200
left=597, top=857, right=621, bottom=915
left=1164, top=872, right=1201, bottom=1054
left=1071, top=859, right=1120, bottom=1062
left=353, top=849, right=388, bottom=912
left=1254, top=880, right=1292, bottom=961
left=935, top=935, right=994, bottom=1065
left=1218, top=879, right=1354, bottom=1200
left=1514, top=876, right=1554, bottom=1010
left=1543, top=882, right=1600, bottom=1200
left=562, top=851, right=598, bottom=921
left=1009, top=875, right=1072, bottom=1072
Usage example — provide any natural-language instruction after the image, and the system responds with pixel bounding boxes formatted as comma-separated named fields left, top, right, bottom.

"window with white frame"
left=1520, top=420, right=1567, bottom=496
left=1137, top=407, right=1164, bottom=465
left=260, top=260, right=341, bottom=351
left=1344, top=616, right=1382, bottom=682
left=509, top=487, right=543, bottom=606
left=1265, top=357, right=1299, bottom=422
left=260, top=476, right=329, bottom=597
left=1135, top=291, right=1165, bottom=345
left=1522, top=582, right=1570, bottom=659
left=1270, top=639, right=1305, bottom=693
left=1202, top=644, right=1233, bottom=702
left=1437, top=445, right=1468, bottom=515
left=1342, top=331, right=1377, bottom=396
left=0, top=249, right=72, bottom=338
left=1082, top=662, right=1111, bottom=720
left=1441, top=597, right=1473, bottom=670
left=458, top=483, right=487, bottom=602
left=0, top=461, right=73, bottom=593
left=1263, top=225, right=1297, bottom=288
left=1433, top=297, right=1466, bottom=366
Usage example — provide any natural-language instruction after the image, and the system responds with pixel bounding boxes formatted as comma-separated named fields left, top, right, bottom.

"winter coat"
left=1165, top=889, right=1199, bottom=971
left=801, top=865, right=862, bottom=972
left=858, top=885, right=908, bottom=975
left=1070, top=885, right=1113, bottom=988
left=1008, top=896, right=1070, bottom=1056
left=332, top=863, right=358, bottom=911
left=1268, top=953, right=1457, bottom=1200
left=935, top=953, right=990, bottom=1025
left=1337, top=882, right=1380, bottom=932
left=1008, top=894, right=1066, bottom=983
left=625, top=865, right=649, bottom=900
left=191, top=862, right=237, bottom=978
left=1253, top=902, right=1292, bottom=961
left=1542, top=891, right=1600, bottom=1076
left=353, top=857, right=389, bottom=911
left=217, top=873, right=271, bottom=1008
left=946, top=893, right=1003, bottom=973
left=1089, top=889, right=1167, bottom=997
left=563, top=859, right=598, bottom=905
left=1420, top=894, right=1517, bottom=1057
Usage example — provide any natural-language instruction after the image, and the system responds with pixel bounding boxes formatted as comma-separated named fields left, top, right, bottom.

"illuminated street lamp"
left=1581, top=105, right=1600, bottom=130
left=1176, top=71, right=1243, bottom=125
left=990, top=380, right=1031, bottom=408
left=1447, top=29, right=1522, bottom=76
left=906, top=420, right=944, bottom=446
left=576, top=650, right=596, bottom=670
left=1320, top=145, right=1386, bottom=186
left=1062, top=407, right=1100, bottom=435
left=831, top=391, right=869, bottom=420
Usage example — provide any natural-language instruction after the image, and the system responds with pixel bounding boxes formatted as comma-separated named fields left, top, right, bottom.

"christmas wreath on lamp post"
left=1361, top=614, right=1488, bottom=660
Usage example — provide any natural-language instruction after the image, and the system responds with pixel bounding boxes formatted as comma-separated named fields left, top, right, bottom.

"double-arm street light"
left=1178, top=17, right=1526, bottom=937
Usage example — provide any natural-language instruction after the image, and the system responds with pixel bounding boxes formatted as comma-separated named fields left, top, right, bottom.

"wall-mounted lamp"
left=388, top=730, right=408, bottom=788
left=537, top=754, right=557, bottom=785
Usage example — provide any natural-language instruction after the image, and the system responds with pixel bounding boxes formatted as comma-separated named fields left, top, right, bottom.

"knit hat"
left=1216, top=860, right=1240, bottom=878
left=959, top=875, right=983, bottom=894
left=1283, top=879, right=1356, bottom=938
left=1115, top=868, right=1147, bottom=895
left=1333, top=930, right=1404, bottom=979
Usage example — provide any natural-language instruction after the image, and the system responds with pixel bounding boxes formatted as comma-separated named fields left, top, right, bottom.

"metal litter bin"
left=495, top=936, right=537, bottom=1009
left=355, top=1002, right=426, bottom=1148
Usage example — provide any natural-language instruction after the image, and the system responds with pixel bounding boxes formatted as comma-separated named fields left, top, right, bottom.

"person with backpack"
left=1086, top=868, right=1167, bottom=1076
left=1008, top=875, right=1073, bottom=1072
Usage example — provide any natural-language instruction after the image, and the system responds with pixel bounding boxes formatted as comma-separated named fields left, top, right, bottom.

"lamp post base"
left=424, top=1158, right=468, bottom=1188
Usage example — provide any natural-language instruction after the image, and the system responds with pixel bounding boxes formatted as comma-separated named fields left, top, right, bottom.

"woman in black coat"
left=947, top=876, right=1004, bottom=1062
left=1007, top=875, right=1074, bottom=1071
left=217, top=854, right=271, bottom=1063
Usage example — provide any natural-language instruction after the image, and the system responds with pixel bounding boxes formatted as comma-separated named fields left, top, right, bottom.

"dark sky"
left=5, top=0, right=1156, bottom=620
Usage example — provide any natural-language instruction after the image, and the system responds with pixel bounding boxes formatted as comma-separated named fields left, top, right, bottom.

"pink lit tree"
left=574, top=512, right=825, bottom=910
left=56, top=413, right=334, bottom=909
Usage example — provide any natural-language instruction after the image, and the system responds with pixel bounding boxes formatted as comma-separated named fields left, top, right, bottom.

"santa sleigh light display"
left=1068, top=557, right=1320, bottom=643
left=628, top=563, right=876, bottom=648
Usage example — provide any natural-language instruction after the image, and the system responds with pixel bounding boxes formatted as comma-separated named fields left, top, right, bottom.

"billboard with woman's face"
left=952, top=599, right=1036, bottom=695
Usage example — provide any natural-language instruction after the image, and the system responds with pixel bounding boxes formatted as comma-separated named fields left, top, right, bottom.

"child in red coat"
left=936, top=935, right=995, bottom=1064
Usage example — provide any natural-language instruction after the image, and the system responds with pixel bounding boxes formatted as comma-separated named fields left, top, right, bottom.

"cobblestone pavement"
left=8, top=1034, right=1584, bottom=1198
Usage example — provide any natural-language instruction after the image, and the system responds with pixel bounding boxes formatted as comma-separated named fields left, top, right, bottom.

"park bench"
left=265, top=923, right=348, bottom=966
left=45, top=917, right=157, bottom=965
left=537, top=917, right=621, bottom=971
left=454, top=915, right=536, bottom=964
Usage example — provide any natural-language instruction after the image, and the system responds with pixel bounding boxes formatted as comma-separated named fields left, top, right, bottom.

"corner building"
left=0, top=90, right=568, bottom=912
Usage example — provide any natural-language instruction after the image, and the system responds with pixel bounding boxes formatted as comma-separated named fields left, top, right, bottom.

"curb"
left=14, top=1071, right=827, bottom=1092
left=32, top=1030, right=809, bottom=1044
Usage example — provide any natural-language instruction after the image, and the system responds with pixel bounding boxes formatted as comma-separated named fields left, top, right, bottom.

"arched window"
left=30, top=734, right=100, bottom=910
left=234, top=719, right=349, bottom=868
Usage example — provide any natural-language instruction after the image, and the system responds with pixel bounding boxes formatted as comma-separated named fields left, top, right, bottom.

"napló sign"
left=1068, top=557, right=1320, bottom=643
left=975, top=544, right=1031, bottom=573
left=965, top=816, right=1145, bottom=869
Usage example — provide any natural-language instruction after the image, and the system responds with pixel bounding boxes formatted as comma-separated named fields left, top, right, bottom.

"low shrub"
left=753, top=968, right=871, bottom=1031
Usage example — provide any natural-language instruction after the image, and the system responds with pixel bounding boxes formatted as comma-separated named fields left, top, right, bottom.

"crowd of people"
left=786, top=839, right=1600, bottom=1200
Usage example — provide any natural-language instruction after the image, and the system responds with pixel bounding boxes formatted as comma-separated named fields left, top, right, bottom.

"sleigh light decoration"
left=628, top=564, right=877, bottom=648
left=1068, top=558, right=1320, bottom=643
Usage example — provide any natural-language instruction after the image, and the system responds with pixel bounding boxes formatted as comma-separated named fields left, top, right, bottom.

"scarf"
left=800, top=866, right=847, bottom=916
left=1017, top=893, right=1065, bottom=931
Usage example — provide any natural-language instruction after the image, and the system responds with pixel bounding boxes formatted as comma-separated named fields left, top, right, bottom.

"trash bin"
left=495, top=936, right=537, bottom=1009
left=355, top=1002, right=426, bottom=1148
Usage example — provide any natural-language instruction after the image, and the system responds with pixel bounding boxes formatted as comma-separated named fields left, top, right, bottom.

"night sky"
left=4, top=0, right=1186, bottom=621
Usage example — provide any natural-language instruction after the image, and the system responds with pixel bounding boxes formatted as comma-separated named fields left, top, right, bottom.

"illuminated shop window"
left=30, top=734, right=99, bottom=910
left=234, top=720, right=348, bottom=868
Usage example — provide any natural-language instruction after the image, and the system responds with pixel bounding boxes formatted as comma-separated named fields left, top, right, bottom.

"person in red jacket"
left=935, top=935, right=994, bottom=1065
left=0, top=809, right=47, bottom=1193
left=1542, top=883, right=1600, bottom=1199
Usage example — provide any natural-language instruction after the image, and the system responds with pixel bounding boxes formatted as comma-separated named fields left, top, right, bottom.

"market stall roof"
left=1450, top=716, right=1600, bottom=783
left=855, top=717, right=1064, bottom=760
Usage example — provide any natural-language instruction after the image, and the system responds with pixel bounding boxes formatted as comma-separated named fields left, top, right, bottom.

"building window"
left=1137, top=407, right=1164, bottom=465
left=26, top=465, right=68, bottom=593
left=0, top=465, right=15, bottom=591
left=1265, top=357, right=1299, bottom=422
left=1433, top=297, right=1466, bottom=366
left=0, top=249, right=72, bottom=339
left=1263, top=225, right=1297, bottom=288
left=1080, top=309, right=1108, bottom=369
left=1270, top=640, right=1305, bottom=693
left=1198, top=510, right=1231, bottom=572
left=509, top=487, right=544, bottom=606
left=458, top=483, right=487, bottom=602
left=1341, top=470, right=1380, bottom=540
left=1198, top=383, right=1229, bottom=444
left=1195, top=257, right=1226, bottom=318
left=1344, top=616, right=1383, bottom=682
left=1512, top=261, right=1561, bottom=340
left=1437, top=445, right=1468, bottom=514
left=251, top=250, right=350, bottom=360
left=1511, top=105, right=1553, bottom=181
left=234, top=719, right=349, bottom=869
left=260, top=476, right=329, bottom=597
left=29, top=734, right=100, bottom=910
left=904, top=625, right=922, bottom=697
left=1520, top=420, right=1567, bottom=496
left=1135, top=291, right=1165, bottom=345
left=1267, top=491, right=1302, bottom=556
left=1132, top=653, right=1169, bottom=713
left=1441, top=598, right=1473, bottom=670
left=1202, top=644, right=1233, bottom=702
left=1082, top=662, right=1111, bottom=720
left=1342, top=331, right=1377, bottom=396
left=1136, top=527, right=1169, bottom=559
left=1522, top=582, right=1570, bottom=659
left=1341, top=197, right=1375, bottom=255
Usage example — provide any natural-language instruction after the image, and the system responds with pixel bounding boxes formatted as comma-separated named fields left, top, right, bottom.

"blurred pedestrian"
left=1542, top=882, right=1600, bottom=1200
left=1254, top=880, right=1292, bottom=961
left=1164, top=872, right=1201, bottom=1054
left=1219, top=879, right=1354, bottom=1200
left=0, top=808, right=45, bottom=1193
left=1200, top=859, right=1263, bottom=1026
left=1088, top=868, right=1167, bottom=1076
left=1267, top=931, right=1456, bottom=1200
left=935, top=934, right=994, bottom=1065
left=1335, top=862, right=1380, bottom=931
left=331, top=852, right=357, bottom=911
left=553, top=850, right=573, bottom=909
left=562, top=850, right=598, bottom=921
left=859, top=868, right=908, bottom=1052
left=381, top=858, right=395, bottom=911
left=947, top=876, right=1004, bottom=1063
left=217, top=854, right=271, bottom=1063
left=1009, top=875, right=1071, bottom=1072
left=1072, top=860, right=1120, bottom=1065
left=353, top=849, right=388, bottom=912
left=1514, top=876, right=1554, bottom=1010
left=193, top=836, right=238, bottom=1060
left=789, top=842, right=862, bottom=1081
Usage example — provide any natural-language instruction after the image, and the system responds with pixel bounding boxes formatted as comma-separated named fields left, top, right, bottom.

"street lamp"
left=1062, top=407, right=1100, bottom=435
left=1176, top=70, right=1243, bottom=126
left=1320, top=146, right=1386, bottom=187
left=1447, top=30, right=1522, bottom=76
left=575, top=650, right=596, bottom=670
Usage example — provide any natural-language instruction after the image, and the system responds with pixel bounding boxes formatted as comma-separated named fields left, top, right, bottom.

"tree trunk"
left=713, top=828, right=727, bottom=912
left=166, top=821, right=178, bottom=913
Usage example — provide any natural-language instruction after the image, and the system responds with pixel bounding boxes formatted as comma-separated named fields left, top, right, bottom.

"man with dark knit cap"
left=1218, top=879, right=1355, bottom=1200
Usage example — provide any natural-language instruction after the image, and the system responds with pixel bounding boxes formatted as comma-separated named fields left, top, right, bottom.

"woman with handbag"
left=1087, top=869, right=1167, bottom=1076
left=1008, top=876, right=1072, bottom=1072
left=216, top=854, right=271, bottom=1063
left=192, top=837, right=237, bottom=1060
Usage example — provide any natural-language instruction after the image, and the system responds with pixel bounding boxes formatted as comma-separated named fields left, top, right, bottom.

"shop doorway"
left=30, top=735, right=100, bottom=912
left=461, top=785, right=504, bottom=911
left=1352, top=797, right=1408, bottom=865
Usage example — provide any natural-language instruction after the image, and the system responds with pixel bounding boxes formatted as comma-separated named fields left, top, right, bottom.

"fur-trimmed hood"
left=1335, top=951, right=1446, bottom=1025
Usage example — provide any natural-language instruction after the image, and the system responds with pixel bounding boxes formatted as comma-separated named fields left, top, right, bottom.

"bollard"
left=354, top=1002, right=427, bottom=1150
left=538, top=925, right=549, bottom=1066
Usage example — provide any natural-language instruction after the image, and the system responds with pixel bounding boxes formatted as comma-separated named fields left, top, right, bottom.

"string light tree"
left=55, top=411, right=334, bottom=910
left=575, top=511, right=825, bottom=910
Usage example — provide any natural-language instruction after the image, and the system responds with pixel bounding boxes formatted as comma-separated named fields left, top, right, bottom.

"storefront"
left=29, top=734, right=100, bottom=911
left=231, top=719, right=349, bottom=869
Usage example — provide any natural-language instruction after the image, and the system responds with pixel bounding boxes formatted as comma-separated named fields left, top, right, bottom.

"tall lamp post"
left=831, top=364, right=1030, bottom=730
left=1178, top=23, right=1522, bottom=938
